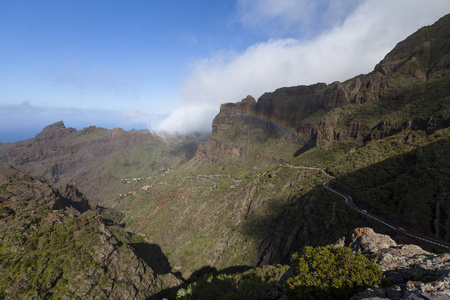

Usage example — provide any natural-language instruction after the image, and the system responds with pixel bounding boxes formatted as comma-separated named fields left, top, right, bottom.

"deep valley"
left=1, top=13, right=450, bottom=299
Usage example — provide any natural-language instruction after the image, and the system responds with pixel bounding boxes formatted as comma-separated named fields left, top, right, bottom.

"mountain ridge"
left=0, top=121, right=202, bottom=205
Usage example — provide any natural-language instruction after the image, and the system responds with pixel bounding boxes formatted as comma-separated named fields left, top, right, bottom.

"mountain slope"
left=107, top=14, right=450, bottom=276
left=0, top=122, right=201, bottom=205
left=0, top=163, right=180, bottom=298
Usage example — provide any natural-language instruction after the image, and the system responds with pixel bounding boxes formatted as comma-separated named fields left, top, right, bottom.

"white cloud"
left=156, top=103, right=218, bottom=135
left=236, top=0, right=362, bottom=37
left=123, top=110, right=140, bottom=119
left=156, top=0, right=450, bottom=135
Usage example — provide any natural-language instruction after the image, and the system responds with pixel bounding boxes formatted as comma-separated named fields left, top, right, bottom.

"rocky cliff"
left=0, top=163, right=180, bottom=299
left=199, top=14, right=450, bottom=164
left=350, top=228, right=450, bottom=299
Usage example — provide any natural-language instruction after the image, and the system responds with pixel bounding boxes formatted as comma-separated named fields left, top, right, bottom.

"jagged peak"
left=241, top=95, right=256, bottom=105
left=35, top=121, right=76, bottom=142
left=220, top=95, right=257, bottom=113
left=42, top=121, right=66, bottom=131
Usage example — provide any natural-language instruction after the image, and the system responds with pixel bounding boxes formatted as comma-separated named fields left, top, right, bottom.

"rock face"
left=199, top=14, right=450, bottom=164
left=349, top=228, right=450, bottom=299
left=34, top=121, right=77, bottom=142
left=0, top=163, right=180, bottom=299
left=350, top=227, right=398, bottom=255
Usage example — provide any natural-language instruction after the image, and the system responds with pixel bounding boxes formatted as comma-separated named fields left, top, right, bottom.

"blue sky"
left=1, top=0, right=450, bottom=142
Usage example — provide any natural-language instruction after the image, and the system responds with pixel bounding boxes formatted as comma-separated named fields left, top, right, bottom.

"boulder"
left=350, top=227, right=397, bottom=254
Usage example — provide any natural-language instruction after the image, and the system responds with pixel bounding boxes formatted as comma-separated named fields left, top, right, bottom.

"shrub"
left=176, top=284, right=193, bottom=299
left=285, top=245, right=384, bottom=300
left=182, top=265, right=289, bottom=300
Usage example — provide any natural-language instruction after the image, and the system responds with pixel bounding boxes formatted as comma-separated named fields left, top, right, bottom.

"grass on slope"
left=0, top=169, right=179, bottom=298
left=330, top=129, right=449, bottom=240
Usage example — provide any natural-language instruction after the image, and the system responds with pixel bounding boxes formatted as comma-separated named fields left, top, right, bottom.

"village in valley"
left=117, top=166, right=251, bottom=200
left=118, top=168, right=174, bottom=198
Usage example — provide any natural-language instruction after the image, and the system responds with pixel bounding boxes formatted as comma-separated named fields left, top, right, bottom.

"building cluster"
left=119, top=168, right=173, bottom=197
left=118, top=191, right=136, bottom=198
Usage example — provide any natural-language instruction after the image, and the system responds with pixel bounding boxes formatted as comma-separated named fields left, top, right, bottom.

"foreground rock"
left=350, top=228, right=450, bottom=299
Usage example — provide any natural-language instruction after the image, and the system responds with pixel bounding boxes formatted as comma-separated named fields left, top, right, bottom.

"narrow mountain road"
left=323, top=181, right=450, bottom=251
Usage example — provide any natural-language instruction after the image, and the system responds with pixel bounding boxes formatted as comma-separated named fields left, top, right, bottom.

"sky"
left=1, top=0, right=450, bottom=142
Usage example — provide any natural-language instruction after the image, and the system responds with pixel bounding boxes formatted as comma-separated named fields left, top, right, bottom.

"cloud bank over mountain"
left=1, top=0, right=449, bottom=142
left=156, top=0, right=450, bottom=135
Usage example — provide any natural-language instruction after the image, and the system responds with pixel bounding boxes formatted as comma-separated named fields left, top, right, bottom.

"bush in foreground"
left=285, top=245, right=384, bottom=299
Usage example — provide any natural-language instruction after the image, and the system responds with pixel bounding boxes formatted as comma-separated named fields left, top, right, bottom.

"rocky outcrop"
left=54, top=183, right=91, bottom=212
left=255, top=83, right=342, bottom=126
left=34, top=121, right=77, bottom=142
left=350, top=227, right=398, bottom=255
left=0, top=163, right=181, bottom=299
left=219, top=95, right=257, bottom=116
left=195, top=137, right=246, bottom=164
left=212, top=82, right=349, bottom=143
left=349, top=228, right=450, bottom=299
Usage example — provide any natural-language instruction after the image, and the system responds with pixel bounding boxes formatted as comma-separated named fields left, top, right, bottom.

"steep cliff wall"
left=198, top=15, right=450, bottom=165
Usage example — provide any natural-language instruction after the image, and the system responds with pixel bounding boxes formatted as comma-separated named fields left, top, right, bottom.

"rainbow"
left=220, top=109, right=315, bottom=148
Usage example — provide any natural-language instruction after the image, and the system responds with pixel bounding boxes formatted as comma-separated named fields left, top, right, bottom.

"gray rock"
left=406, top=291, right=450, bottom=300
left=349, top=227, right=450, bottom=299
left=355, top=286, right=387, bottom=299
left=350, top=227, right=397, bottom=254
left=334, top=236, right=346, bottom=247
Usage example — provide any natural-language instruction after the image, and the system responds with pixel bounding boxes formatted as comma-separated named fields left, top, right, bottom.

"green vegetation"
left=177, top=264, right=289, bottom=300
left=285, top=246, right=385, bottom=300
left=0, top=125, right=202, bottom=206
left=0, top=165, right=179, bottom=298
left=110, top=161, right=334, bottom=277
left=174, top=246, right=384, bottom=300
left=177, top=284, right=193, bottom=299
left=330, top=128, right=450, bottom=238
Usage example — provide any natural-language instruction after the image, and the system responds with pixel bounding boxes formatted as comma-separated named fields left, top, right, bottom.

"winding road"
left=323, top=181, right=450, bottom=251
